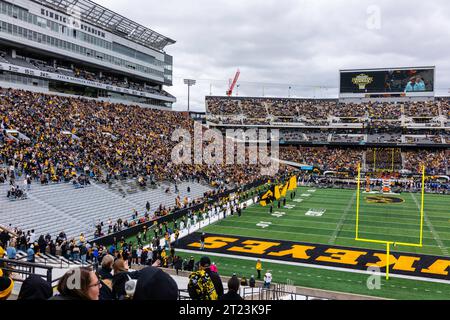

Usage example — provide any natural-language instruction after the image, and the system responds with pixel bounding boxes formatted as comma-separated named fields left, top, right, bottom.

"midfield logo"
left=365, top=195, right=404, bottom=204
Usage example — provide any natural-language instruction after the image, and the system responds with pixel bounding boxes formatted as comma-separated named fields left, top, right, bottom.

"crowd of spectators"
left=366, top=148, right=403, bottom=171
left=206, top=98, right=241, bottom=116
left=0, top=189, right=265, bottom=300
left=207, top=97, right=448, bottom=123
left=367, top=102, right=402, bottom=120
left=404, top=150, right=448, bottom=174
left=280, top=146, right=362, bottom=172
left=332, top=103, right=366, bottom=118
left=405, top=135, right=443, bottom=144
left=1, top=53, right=172, bottom=98
left=0, top=88, right=278, bottom=190
left=404, top=101, right=440, bottom=117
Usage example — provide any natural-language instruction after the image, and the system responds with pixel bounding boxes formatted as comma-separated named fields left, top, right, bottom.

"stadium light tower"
left=184, top=79, right=196, bottom=112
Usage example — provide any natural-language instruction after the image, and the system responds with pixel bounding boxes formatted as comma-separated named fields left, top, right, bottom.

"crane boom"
left=226, top=69, right=240, bottom=96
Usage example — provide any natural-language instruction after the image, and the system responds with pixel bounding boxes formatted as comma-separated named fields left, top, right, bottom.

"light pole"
left=288, top=86, right=292, bottom=98
left=184, top=79, right=196, bottom=112
left=236, top=84, right=240, bottom=96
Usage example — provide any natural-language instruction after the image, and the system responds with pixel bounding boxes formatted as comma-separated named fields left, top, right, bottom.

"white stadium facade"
left=0, top=0, right=176, bottom=109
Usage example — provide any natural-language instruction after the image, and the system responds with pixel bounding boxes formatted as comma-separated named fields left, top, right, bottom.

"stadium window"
left=55, top=14, right=58, bottom=20
left=41, top=8, right=45, bottom=15
left=49, top=12, right=53, bottom=18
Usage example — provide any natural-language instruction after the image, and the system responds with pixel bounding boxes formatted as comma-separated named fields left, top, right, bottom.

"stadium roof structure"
left=32, top=0, right=176, bottom=51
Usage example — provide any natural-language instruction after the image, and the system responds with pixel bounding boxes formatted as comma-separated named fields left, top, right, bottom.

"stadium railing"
left=0, top=257, right=57, bottom=286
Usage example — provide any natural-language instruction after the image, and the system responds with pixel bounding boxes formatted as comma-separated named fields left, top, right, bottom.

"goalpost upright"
left=354, top=163, right=426, bottom=280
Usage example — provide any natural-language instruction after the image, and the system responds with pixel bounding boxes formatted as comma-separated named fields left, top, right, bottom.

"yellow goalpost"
left=355, top=163, right=426, bottom=280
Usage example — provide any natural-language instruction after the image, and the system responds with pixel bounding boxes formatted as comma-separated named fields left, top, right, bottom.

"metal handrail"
left=0, top=258, right=53, bottom=284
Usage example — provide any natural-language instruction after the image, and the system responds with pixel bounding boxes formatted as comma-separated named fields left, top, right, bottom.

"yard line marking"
left=208, top=225, right=445, bottom=251
left=240, top=209, right=450, bottom=230
left=410, top=193, right=449, bottom=256
left=328, top=192, right=357, bottom=245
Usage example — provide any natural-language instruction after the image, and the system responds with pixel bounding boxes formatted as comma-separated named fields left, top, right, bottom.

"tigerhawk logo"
left=352, top=74, right=374, bottom=89
left=365, top=196, right=404, bottom=204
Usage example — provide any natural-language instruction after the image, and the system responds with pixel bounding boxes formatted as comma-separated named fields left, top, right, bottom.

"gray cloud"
left=95, top=0, right=450, bottom=111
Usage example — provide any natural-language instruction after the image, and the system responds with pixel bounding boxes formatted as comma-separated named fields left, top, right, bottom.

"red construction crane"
left=226, top=69, right=240, bottom=96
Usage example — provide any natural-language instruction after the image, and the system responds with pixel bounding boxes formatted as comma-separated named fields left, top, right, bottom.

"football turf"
left=124, top=186, right=449, bottom=299
left=182, top=252, right=450, bottom=300
left=203, top=187, right=450, bottom=257
left=193, top=186, right=450, bottom=299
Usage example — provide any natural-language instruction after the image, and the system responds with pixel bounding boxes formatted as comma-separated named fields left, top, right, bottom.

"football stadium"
left=0, top=0, right=449, bottom=305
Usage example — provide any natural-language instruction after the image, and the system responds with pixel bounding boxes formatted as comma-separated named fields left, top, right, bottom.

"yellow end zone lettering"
left=366, top=254, right=420, bottom=272
left=229, top=240, right=281, bottom=255
left=188, top=236, right=239, bottom=249
left=421, top=259, right=450, bottom=276
left=316, top=248, right=367, bottom=265
left=268, top=245, right=316, bottom=260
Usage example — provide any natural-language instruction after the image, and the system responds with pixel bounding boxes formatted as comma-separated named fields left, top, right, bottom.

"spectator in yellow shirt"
left=256, top=259, right=262, bottom=279
left=0, top=243, right=6, bottom=259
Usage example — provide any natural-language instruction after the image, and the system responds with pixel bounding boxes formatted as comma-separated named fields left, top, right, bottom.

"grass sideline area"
left=203, top=187, right=450, bottom=257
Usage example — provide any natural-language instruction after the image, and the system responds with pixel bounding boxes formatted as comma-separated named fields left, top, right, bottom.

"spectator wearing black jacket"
left=249, top=275, right=256, bottom=288
left=173, top=255, right=183, bottom=275
left=97, top=254, right=115, bottom=300
left=18, top=275, right=53, bottom=300
left=199, top=256, right=224, bottom=297
left=220, top=276, right=243, bottom=301
left=98, top=255, right=114, bottom=280
left=112, top=259, right=141, bottom=300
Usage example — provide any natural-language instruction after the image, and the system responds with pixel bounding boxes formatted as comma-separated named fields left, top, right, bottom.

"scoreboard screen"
left=340, top=67, right=434, bottom=94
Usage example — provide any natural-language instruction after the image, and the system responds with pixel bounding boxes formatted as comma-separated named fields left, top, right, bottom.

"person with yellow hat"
left=0, top=276, right=14, bottom=300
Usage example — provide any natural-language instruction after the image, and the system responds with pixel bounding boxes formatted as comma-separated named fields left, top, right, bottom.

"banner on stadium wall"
left=0, top=62, right=175, bottom=102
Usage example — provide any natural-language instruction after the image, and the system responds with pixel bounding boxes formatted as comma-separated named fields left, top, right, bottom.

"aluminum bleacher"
left=0, top=178, right=211, bottom=241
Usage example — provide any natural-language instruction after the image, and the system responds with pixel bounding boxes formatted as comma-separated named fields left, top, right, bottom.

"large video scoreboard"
left=339, top=67, right=435, bottom=98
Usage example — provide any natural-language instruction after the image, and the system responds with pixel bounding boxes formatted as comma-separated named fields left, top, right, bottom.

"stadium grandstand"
left=0, top=0, right=449, bottom=305
left=0, top=0, right=176, bottom=108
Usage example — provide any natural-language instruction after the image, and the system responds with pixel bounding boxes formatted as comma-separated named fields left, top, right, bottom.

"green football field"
left=203, top=187, right=450, bottom=257
left=192, top=186, right=450, bottom=299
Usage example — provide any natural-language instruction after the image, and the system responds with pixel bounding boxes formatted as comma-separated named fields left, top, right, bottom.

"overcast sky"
left=95, top=0, right=450, bottom=111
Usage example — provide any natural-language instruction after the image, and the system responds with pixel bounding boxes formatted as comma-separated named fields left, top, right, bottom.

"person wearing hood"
left=132, top=266, right=178, bottom=300
left=18, top=275, right=53, bottom=300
